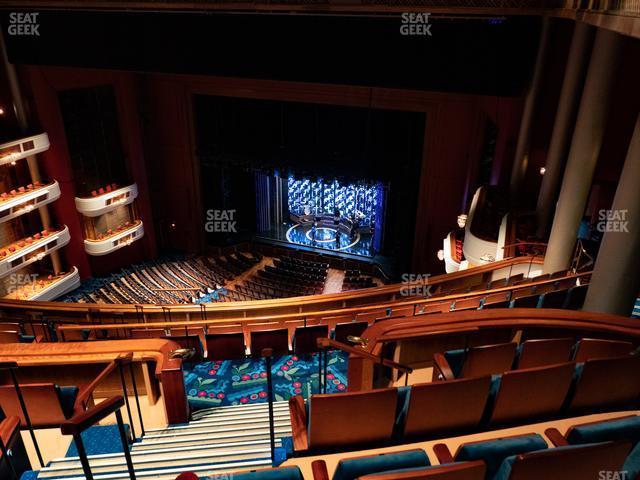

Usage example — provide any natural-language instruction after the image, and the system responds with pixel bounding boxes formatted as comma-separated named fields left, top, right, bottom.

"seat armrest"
left=75, top=360, right=118, bottom=412
left=289, top=395, right=309, bottom=452
left=433, top=353, right=455, bottom=381
left=0, top=415, right=20, bottom=446
left=311, top=460, right=330, bottom=480
left=433, top=443, right=455, bottom=463
left=545, top=428, right=569, bottom=446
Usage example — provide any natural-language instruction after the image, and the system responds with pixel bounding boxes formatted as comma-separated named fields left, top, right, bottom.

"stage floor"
left=259, top=222, right=375, bottom=257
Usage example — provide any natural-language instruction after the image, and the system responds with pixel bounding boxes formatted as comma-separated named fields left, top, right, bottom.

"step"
left=146, top=412, right=290, bottom=433
left=141, top=421, right=291, bottom=440
left=39, top=447, right=273, bottom=477
left=37, top=458, right=273, bottom=480
left=190, top=402, right=290, bottom=419
left=132, top=427, right=292, bottom=451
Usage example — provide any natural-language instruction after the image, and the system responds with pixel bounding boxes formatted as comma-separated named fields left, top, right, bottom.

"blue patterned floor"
left=184, top=351, right=349, bottom=410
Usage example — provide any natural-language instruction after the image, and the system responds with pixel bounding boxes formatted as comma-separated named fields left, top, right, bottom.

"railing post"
left=0, top=435, right=18, bottom=480
left=317, top=345, right=323, bottom=393
left=4, top=365, right=44, bottom=468
left=115, top=409, right=137, bottom=480
left=128, top=362, right=145, bottom=438
left=261, top=348, right=276, bottom=465
left=117, top=360, right=137, bottom=441
left=72, top=432, right=93, bottom=480
left=322, top=347, right=328, bottom=394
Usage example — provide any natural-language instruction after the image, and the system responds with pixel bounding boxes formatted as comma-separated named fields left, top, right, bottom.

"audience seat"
left=546, top=415, right=640, bottom=480
left=333, top=321, right=368, bottom=344
left=250, top=328, right=290, bottom=356
left=515, top=338, right=574, bottom=369
left=329, top=448, right=430, bottom=480
left=539, top=290, right=568, bottom=309
left=565, top=354, right=640, bottom=412
left=573, top=338, right=635, bottom=363
left=205, top=332, right=246, bottom=360
left=434, top=342, right=517, bottom=380
left=289, top=388, right=398, bottom=452
left=131, top=328, right=165, bottom=339
left=293, top=325, right=329, bottom=355
left=398, top=376, right=491, bottom=439
left=357, top=461, right=486, bottom=480
left=485, top=362, right=575, bottom=426
left=0, top=384, right=79, bottom=428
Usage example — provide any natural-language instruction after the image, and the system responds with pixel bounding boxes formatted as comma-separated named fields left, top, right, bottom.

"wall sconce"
left=457, top=214, right=468, bottom=229
left=480, top=253, right=495, bottom=262
left=436, top=249, right=445, bottom=261
left=539, top=167, right=546, bottom=175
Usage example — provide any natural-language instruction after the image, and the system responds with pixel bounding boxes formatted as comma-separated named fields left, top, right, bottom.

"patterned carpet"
left=184, top=350, right=349, bottom=410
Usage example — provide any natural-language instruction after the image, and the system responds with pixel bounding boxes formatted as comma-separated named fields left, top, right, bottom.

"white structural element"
left=75, top=183, right=139, bottom=217
left=28, top=267, right=81, bottom=302
left=0, top=226, right=71, bottom=279
left=462, top=187, right=508, bottom=267
left=442, top=232, right=461, bottom=274
left=36, top=401, right=292, bottom=480
left=84, top=220, right=144, bottom=256
left=0, top=180, right=62, bottom=224
left=0, top=133, right=50, bottom=166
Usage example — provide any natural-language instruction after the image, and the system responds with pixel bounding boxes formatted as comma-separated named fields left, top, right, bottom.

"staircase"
left=35, top=401, right=292, bottom=480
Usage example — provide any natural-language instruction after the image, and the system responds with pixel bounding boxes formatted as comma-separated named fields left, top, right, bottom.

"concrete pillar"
left=536, top=21, right=594, bottom=238
left=583, top=114, right=640, bottom=316
left=542, top=27, right=623, bottom=274
left=0, top=32, right=62, bottom=273
left=510, top=17, right=552, bottom=199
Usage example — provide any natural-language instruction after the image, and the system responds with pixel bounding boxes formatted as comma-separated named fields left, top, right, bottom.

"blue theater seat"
left=448, top=434, right=548, bottom=479
left=332, top=449, right=430, bottom=480
left=225, top=466, right=303, bottom=480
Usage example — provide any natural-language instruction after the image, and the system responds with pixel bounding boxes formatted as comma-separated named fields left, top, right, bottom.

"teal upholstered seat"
left=221, top=466, right=303, bottom=480
left=444, top=349, right=466, bottom=378
left=332, top=449, right=430, bottom=480
left=454, top=433, right=547, bottom=479
left=567, top=417, right=640, bottom=480
left=56, top=386, right=79, bottom=419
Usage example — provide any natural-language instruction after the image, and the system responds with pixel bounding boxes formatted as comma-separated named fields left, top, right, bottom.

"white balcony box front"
left=0, top=226, right=71, bottom=279
left=4, top=267, right=80, bottom=302
left=75, top=183, right=138, bottom=217
left=0, top=133, right=50, bottom=166
left=0, top=180, right=62, bottom=224
left=84, top=220, right=144, bottom=256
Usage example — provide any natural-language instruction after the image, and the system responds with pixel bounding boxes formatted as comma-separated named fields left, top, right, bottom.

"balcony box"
left=75, top=183, right=138, bottom=217
left=0, top=226, right=71, bottom=278
left=84, top=220, right=144, bottom=256
left=0, top=133, right=50, bottom=166
left=0, top=180, right=61, bottom=224
left=4, top=267, right=80, bottom=302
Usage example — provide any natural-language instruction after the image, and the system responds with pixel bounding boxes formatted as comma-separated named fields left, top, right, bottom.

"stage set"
left=255, top=174, right=387, bottom=258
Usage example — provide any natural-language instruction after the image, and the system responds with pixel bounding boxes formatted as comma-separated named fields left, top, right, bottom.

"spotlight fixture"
left=457, top=214, right=468, bottom=229
left=0, top=107, right=4, bottom=115
left=539, top=167, right=546, bottom=175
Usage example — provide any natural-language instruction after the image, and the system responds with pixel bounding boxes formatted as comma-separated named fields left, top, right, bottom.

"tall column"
left=0, top=32, right=62, bottom=273
left=583, top=114, right=640, bottom=316
left=536, top=21, right=594, bottom=238
left=510, top=17, right=551, bottom=199
left=542, top=28, right=623, bottom=274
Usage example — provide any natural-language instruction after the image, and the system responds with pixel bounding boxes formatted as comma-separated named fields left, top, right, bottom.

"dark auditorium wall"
left=19, top=66, right=158, bottom=278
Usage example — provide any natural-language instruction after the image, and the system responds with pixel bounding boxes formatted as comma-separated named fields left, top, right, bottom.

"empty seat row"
left=289, top=353, right=640, bottom=453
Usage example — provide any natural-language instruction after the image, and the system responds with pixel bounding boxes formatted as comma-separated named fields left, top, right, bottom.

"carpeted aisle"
left=184, top=350, right=349, bottom=410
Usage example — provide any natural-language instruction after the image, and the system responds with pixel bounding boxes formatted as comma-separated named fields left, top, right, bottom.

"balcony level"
left=83, top=220, right=144, bottom=256
left=0, top=180, right=61, bottom=224
left=74, top=183, right=139, bottom=217
left=0, top=133, right=50, bottom=167
left=0, top=226, right=71, bottom=279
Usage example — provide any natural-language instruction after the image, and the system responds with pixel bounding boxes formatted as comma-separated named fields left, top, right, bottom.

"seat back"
left=540, top=290, right=568, bottom=309
left=452, top=297, right=482, bottom=311
left=510, top=295, right=540, bottom=309
left=250, top=328, right=289, bottom=356
left=568, top=354, right=640, bottom=412
left=516, top=338, right=574, bottom=369
left=403, top=376, right=491, bottom=438
left=358, top=461, right=486, bottom=480
left=566, top=285, right=588, bottom=310
left=0, top=384, right=72, bottom=428
left=460, top=342, right=517, bottom=378
left=331, top=448, right=430, bottom=480
left=0, top=331, right=20, bottom=344
left=293, top=325, right=328, bottom=355
left=573, top=338, right=635, bottom=363
left=308, top=388, right=398, bottom=449
left=333, top=321, right=368, bottom=344
left=504, top=441, right=631, bottom=480
left=131, top=328, right=165, bottom=339
left=488, top=362, right=575, bottom=425
left=205, top=332, right=246, bottom=360
left=0, top=323, right=20, bottom=332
